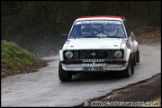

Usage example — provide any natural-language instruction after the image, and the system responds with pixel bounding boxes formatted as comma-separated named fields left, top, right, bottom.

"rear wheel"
left=136, top=50, right=140, bottom=63
left=133, top=54, right=136, bottom=66
left=58, top=62, right=72, bottom=82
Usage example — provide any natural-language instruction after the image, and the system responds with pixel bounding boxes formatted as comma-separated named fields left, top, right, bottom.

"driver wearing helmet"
left=81, top=24, right=92, bottom=36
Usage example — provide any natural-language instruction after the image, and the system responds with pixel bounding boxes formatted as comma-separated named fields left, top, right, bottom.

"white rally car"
left=59, top=16, right=140, bottom=82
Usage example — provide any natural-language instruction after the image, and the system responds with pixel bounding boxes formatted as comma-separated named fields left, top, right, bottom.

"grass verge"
left=1, top=40, right=47, bottom=78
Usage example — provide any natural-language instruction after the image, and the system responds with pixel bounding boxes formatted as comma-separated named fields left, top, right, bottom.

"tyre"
left=58, top=62, right=72, bottom=82
left=133, top=54, right=136, bottom=66
left=136, top=50, right=140, bottom=63
left=123, top=58, right=134, bottom=77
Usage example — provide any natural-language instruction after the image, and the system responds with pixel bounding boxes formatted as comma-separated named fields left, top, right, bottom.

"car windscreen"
left=68, top=20, right=126, bottom=39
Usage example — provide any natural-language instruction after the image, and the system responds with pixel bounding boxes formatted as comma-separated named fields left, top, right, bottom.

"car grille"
left=64, top=50, right=124, bottom=60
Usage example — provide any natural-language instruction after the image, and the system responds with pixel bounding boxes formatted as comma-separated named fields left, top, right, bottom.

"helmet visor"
left=107, top=27, right=115, bottom=32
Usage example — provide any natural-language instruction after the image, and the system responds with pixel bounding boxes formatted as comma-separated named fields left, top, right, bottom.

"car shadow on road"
left=70, top=72, right=127, bottom=82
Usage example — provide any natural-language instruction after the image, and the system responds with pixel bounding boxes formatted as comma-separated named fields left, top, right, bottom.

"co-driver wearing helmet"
left=81, top=24, right=92, bottom=36
left=106, top=24, right=124, bottom=37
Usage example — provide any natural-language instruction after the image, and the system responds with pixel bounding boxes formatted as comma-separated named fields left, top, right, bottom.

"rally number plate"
left=83, top=66, right=105, bottom=71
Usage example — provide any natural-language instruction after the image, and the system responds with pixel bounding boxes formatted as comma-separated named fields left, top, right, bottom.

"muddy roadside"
left=77, top=73, right=161, bottom=107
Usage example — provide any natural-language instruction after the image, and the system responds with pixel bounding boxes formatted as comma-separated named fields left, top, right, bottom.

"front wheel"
left=122, top=59, right=134, bottom=78
left=58, top=62, right=72, bottom=82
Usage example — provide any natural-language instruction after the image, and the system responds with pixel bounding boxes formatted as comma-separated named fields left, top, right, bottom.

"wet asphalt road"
left=1, top=43, right=161, bottom=107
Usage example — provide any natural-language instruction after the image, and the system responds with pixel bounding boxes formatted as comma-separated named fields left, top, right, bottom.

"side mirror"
left=130, top=31, right=135, bottom=42
left=130, top=31, right=134, bottom=36
left=61, top=34, right=68, bottom=39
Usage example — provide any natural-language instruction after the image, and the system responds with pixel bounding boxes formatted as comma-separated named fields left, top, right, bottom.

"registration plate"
left=83, top=66, right=105, bottom=71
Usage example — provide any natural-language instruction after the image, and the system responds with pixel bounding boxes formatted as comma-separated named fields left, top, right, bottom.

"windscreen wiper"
left=107, top=36, right=123, bottom=38
left=82, top=36, right=97, bottom=38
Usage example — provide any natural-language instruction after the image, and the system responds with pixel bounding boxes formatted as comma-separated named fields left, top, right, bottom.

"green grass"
left=1, top=40, right=41, bottom=77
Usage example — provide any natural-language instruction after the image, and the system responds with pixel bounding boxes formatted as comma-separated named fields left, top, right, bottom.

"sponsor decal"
left=65, top=39, right=70, bottom=44
left=122, top=39, right=131, bottom=48
left=75, top=20, right=122, bottom=25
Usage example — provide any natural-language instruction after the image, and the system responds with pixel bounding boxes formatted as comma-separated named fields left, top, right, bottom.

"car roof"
left=76, top=15, right=126, bottom=21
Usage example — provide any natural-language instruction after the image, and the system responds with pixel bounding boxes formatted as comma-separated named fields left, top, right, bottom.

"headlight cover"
left=65, top=51, right=73, bottom=59
left=114, top=50, right=123, bottom=59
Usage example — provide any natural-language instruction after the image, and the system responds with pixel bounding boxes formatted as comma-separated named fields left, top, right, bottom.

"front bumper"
left=61, top=60, right=128, bottom=72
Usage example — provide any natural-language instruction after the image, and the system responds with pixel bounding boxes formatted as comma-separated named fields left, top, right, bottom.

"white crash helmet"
left=107, top=24, right=118, bottom=36
left=81, top=24, right=92, bottom=35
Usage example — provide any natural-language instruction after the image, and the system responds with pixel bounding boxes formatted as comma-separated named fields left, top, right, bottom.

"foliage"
left=1, top=40, right=39, bottom=77
left=1, top=1, right=161, bottom=53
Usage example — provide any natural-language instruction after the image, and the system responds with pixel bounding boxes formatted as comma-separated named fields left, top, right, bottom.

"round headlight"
left=114, top=51, right=122, bottom=59
left=65, top=51, right=73, bottom=59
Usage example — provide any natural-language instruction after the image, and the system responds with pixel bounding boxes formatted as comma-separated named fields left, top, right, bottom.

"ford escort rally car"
left=59, top=16, right=140, bottom=82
